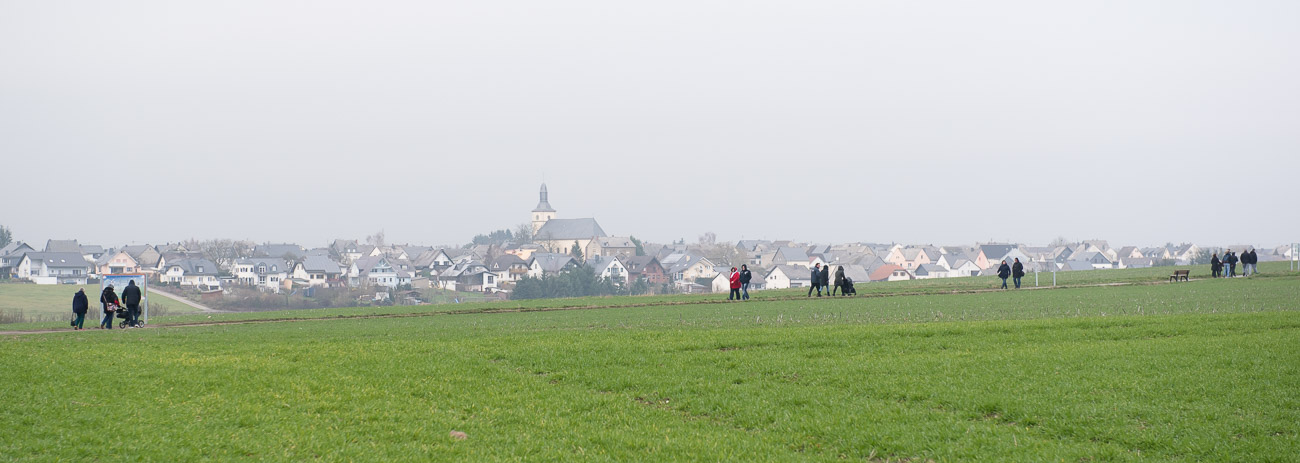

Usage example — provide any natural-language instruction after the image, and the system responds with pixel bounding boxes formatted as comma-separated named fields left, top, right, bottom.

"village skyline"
left=4, top=3, right=1298, bottom=248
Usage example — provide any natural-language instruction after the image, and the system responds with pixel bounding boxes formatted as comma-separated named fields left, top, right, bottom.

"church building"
left=530, top=184, right=607, bottom=255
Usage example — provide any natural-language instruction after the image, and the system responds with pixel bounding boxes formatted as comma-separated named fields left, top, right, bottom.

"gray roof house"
left=530, top=253, right=578, bottom=274
left=44, top=239, right=81, bottom=253
left=255, top=243, right=308, bottom=260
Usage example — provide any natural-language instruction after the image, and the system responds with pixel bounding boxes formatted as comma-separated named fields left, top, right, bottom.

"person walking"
left=808, top=263, right=822, bottom=297
left=738, top=265, right=752, bottom=301
left=1249, top=249, right=1259, bottom=275
left=1244, top=249, right=1257, bottom=276
left=832, top=266, right=845, bottom=296
left=99, top=285, right=118, bottom=329
left=996, top=260, right=1011, bottom=289
left=1225, top=251, right=1238, bottom=278
left=1012, top=258, right=1025, bottom=289
left=819, top=264, right=830, bottom=296
left=71, top=288, right=88, bottom=330
left=1210, top=253, right=1221, bottom=278
left=121, top=280, right=143, bottom=327
left=727, top=267, right=741, bottom=301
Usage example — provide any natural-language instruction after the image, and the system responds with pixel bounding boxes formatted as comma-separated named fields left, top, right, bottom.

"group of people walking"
left=727, top=265, right=753, bottom=301
left=996, top=258, right=1026, bottom=289
left=1211, top=249, right=1259, bottom=278
left=807, top=263, right=855, bottom=297
left=71, top=280, right=143, bottom=330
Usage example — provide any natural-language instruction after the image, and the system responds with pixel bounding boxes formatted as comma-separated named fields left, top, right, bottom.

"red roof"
left=869, top=264, right=904, bottom=282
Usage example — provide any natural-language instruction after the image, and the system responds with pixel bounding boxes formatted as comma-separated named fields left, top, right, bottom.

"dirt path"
left=0, top=279, right=1199, bottom=336
left=149, top=288, right=224, bottom=313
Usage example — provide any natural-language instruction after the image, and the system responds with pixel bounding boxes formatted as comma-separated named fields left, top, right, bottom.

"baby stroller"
left=114, top=304, right=142, bottom=329
left=841, top=277, right=857, bottom=296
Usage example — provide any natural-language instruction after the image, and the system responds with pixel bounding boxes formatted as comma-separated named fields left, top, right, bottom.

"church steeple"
left=533, top=183, right=555, bottom=213
left=531, top=183, right=557, bottom=234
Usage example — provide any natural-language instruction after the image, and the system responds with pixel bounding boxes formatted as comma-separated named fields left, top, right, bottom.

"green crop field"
left=1, top=265, right=1298, bottom=461
left=0, top=283, right=199, bottom=323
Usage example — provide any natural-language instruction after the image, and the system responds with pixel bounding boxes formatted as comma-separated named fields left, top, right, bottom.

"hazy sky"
left=3, top=1, right=1298, bottom=248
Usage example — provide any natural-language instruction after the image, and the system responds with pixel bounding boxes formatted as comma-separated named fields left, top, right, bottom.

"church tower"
left=531, top=183, right=557, bottom=234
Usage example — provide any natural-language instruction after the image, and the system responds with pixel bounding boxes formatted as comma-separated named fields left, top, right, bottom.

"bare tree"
left=1049, top=236, right=1071, bottom=247
left=366, top=230, right=386, bottom=248
left=698, top=231, right=717, bottom=246
left=514, top=222, right=534, bottom=243
left=198, top=239, right=255, bottom=271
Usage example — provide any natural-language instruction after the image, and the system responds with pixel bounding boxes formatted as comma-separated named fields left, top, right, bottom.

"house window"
left=197, top=266, right=204, bottom=273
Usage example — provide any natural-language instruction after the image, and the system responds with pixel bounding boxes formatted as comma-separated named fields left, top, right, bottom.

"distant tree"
left=510, top=263, right=617, bottom=300
left=698, top=232, right=716, bottom=246
left=629, top=236, right=645, bottom=256
left=1191, top=248, right=1221, bottom=266
left=514, top=223, right=534, bottom=243
left=366, top=230, right=386, bottom=248
left=1049, top=236, right=1071, bottom=247
left=571, top=240, right=583, bottom=261
left=0, top=225, right=11, bottom=248
left=471, top=229, right=514, bottom=246
left=628, top=278, right=650, bottom=296
left=197, top=239, right=255, bottom=271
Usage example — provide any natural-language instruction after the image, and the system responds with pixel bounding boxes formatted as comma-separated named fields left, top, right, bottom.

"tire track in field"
left=0, top=278, right=1233, bottom=336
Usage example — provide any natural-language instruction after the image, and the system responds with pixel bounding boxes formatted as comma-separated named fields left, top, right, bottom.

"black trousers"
left=808, top=283, right=821, bottom=296
left=729, top=288, right=740, bottom=300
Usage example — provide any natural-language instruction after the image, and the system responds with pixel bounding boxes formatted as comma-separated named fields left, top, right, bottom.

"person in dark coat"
left=1245, top=249, right=1258, bottom=276
left=738, top=265, right=753, bottom=301
left=1225, top=251, right=1238, bottom=278
left=1011, top=258, right=1025, bottom=289
left=996, top=260, right=1011, bottom=289
left=808, top=263, right=823, bottom=297
left=121, top=280, right=143, bottom=327
left=831, top=266, right=846, bottom=296
left=1251, top=249, right=1260, bottom=275
left=99, top=285, right=119, bottom=329
left=1210, top=253, right=1221, bottom=278
left=71, top=288, right=88, bottom=330
left=819, top=264, right=830, bottom=296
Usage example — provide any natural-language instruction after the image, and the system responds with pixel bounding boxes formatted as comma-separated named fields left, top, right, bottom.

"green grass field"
left=1, top=264, right=1297, bottom=461
left=0, top=283, right=199, bottom=323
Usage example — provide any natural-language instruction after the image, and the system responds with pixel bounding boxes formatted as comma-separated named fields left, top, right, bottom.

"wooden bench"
left=1169, top=270, right=1190, bottom=282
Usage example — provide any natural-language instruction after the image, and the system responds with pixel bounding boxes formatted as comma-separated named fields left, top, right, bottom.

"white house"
left=95, top=251, right=139, bottom=276
left=233, top=258, right=291, bottom=291
left=161, top=258, right=222, bottom=289
left=354, top=256, right=399, bottom=289
left=19, top=252, right=92, bottom=285
left=527, top=253, right=577, bottom=279
left=764, top=265, right=812, bottom=289
left=586, top=255, right=628, bottom=285
left=437, top=261, right=497, bottom=292
left=489, top=255, right=530, bottom=284
left=661, top=253, right=716, bottom=283
left=301, top=255, right=345, bottom=287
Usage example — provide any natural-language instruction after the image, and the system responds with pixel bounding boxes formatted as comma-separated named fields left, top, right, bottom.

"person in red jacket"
left=727, top=267, right=742, bottom=301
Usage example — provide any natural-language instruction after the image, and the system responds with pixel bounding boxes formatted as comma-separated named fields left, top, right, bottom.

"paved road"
left=149, top=288, right=224, bottom=313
